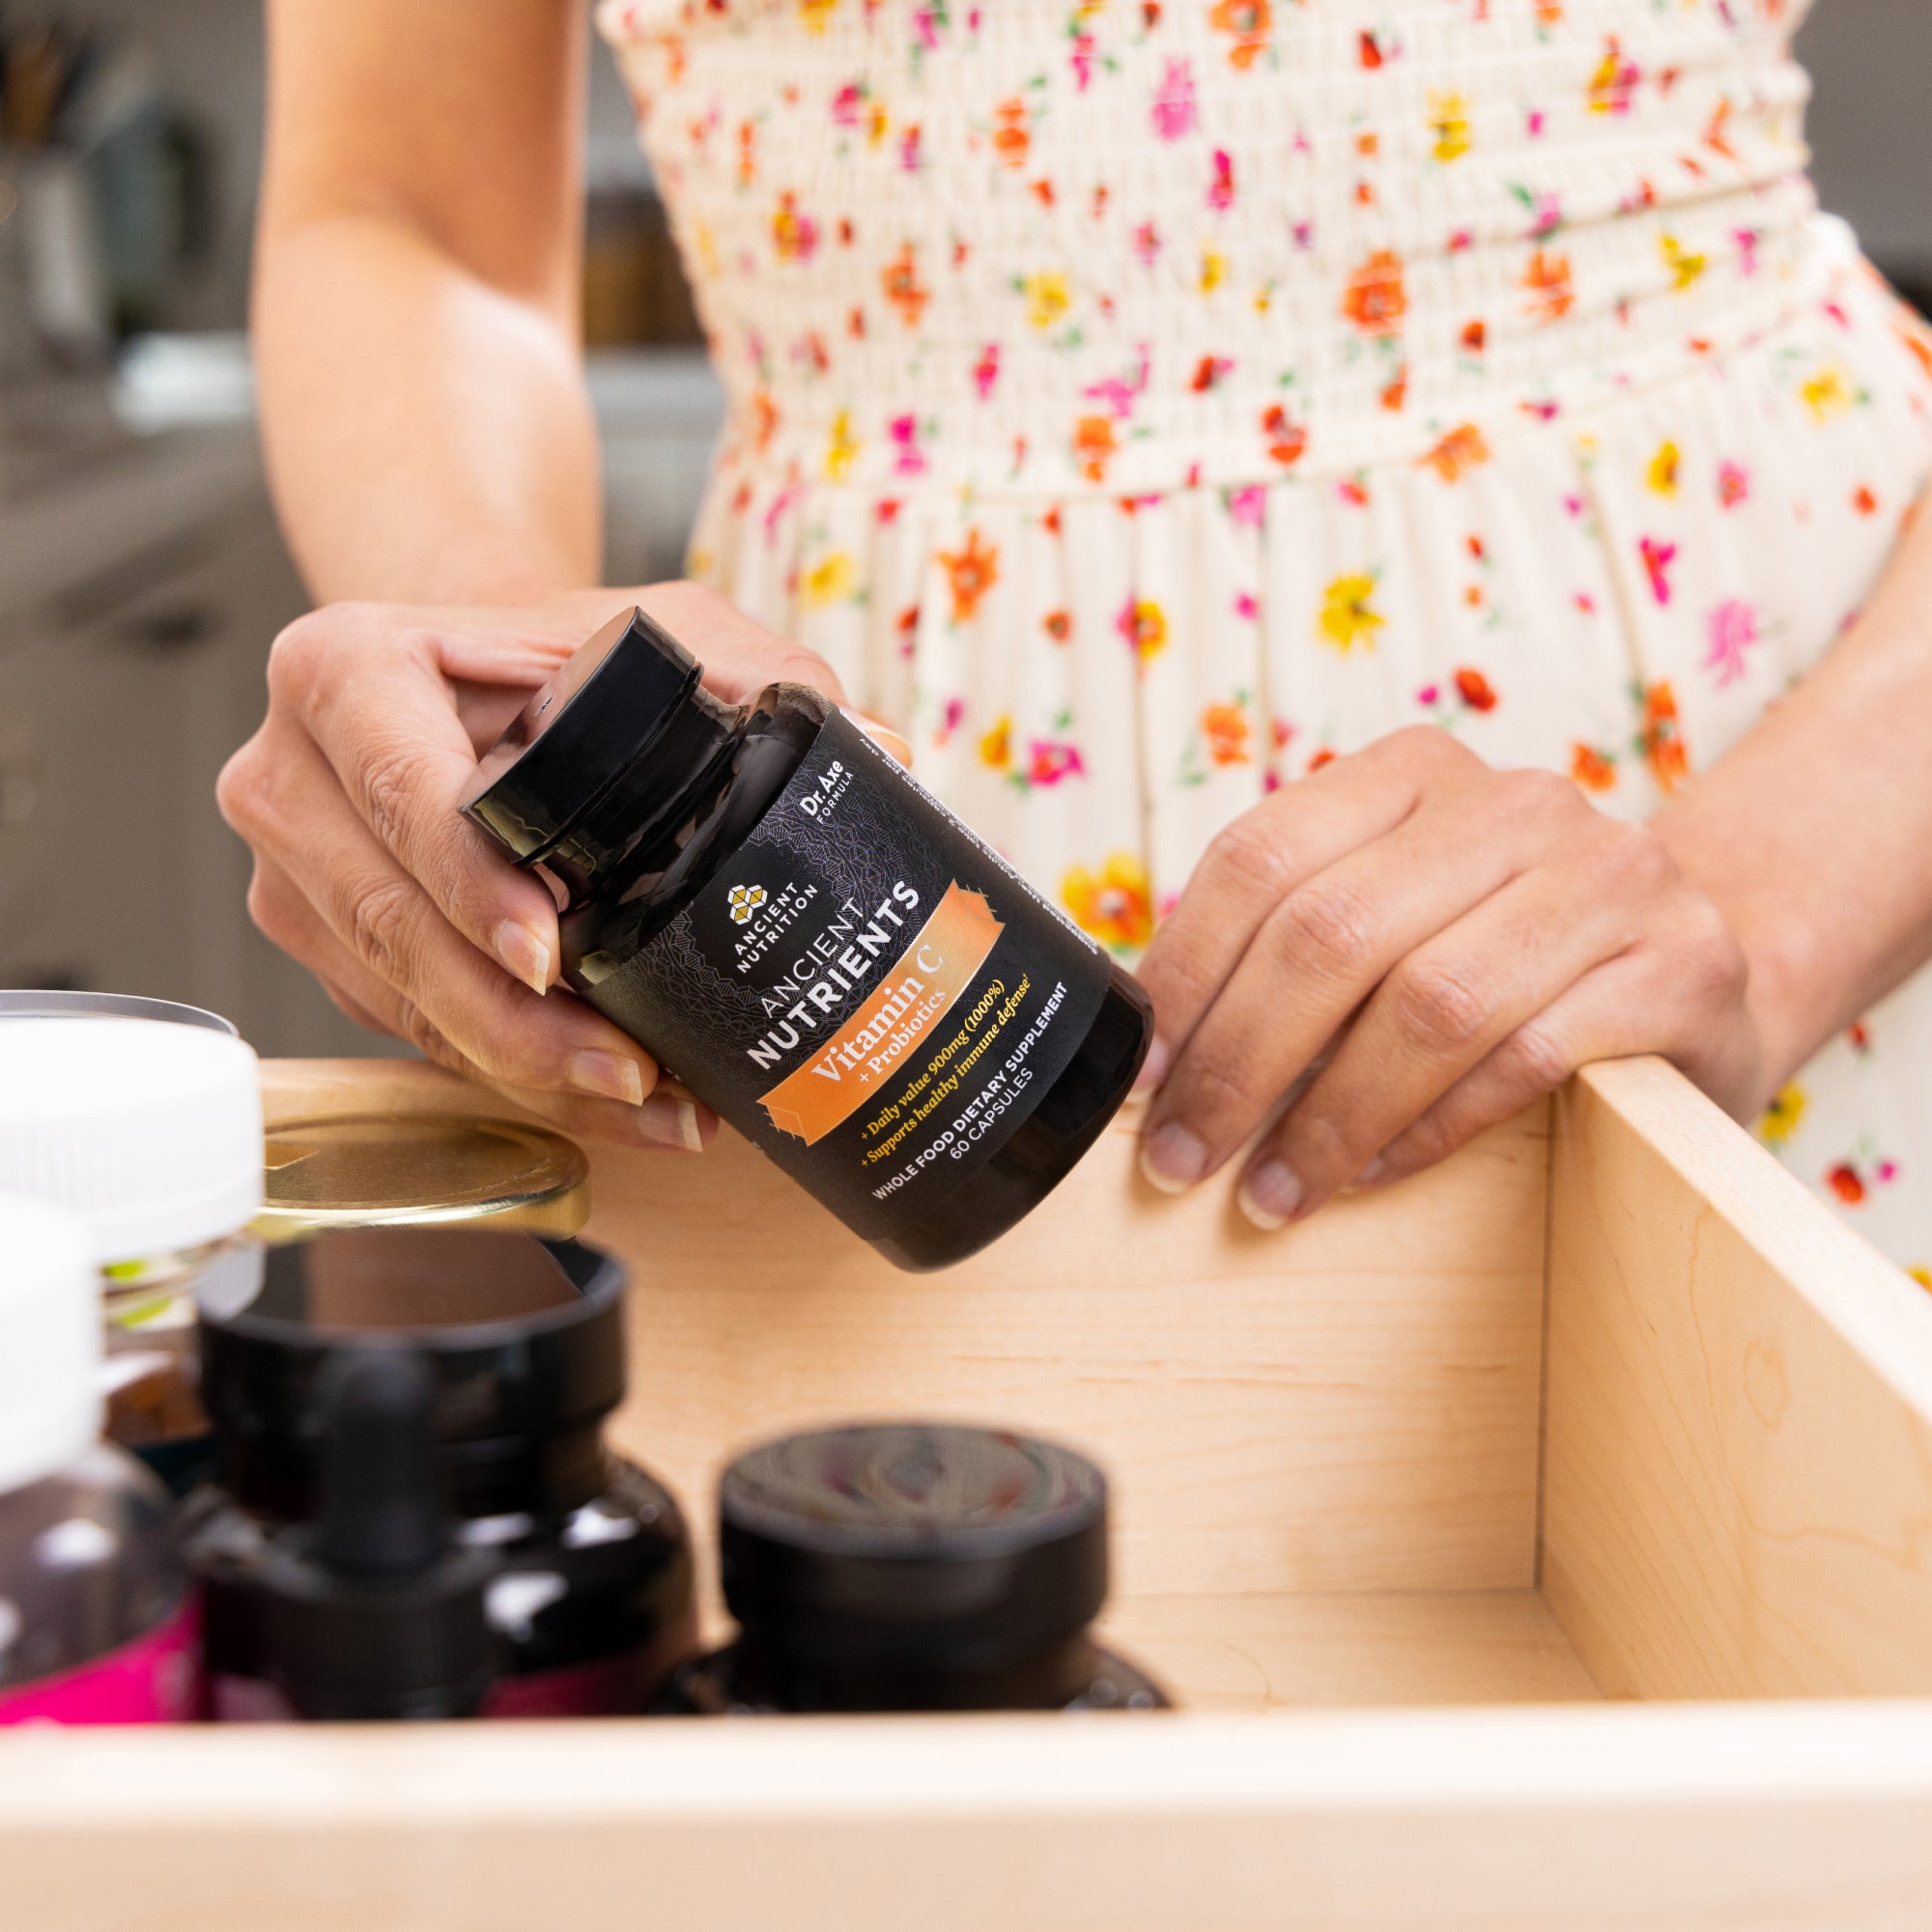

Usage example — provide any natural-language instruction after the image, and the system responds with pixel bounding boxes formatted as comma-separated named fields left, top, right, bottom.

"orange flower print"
left=1419, top=422, right=1492, bottom=482
left=1063, top=853, right=1155, bottom=952
left=1318, top=574, right=1383, bottom=652
left=1074, top=413, right=1119, bottom=482
left=1570, top=743, right=1616, bottom=791
left=1202, top=703, right=1251, bottom=766
left=939, top=528, right=1000, bottom=623
left=1043, top=609, right=1072, bottom=643
left=1262, top=403, right=1308, bottom=467
left=1521, top=249, right=1575, bottom=323
left=1208, top=0, right=1271, bottom=71
left=771, top=192, right=820, bottom=262
left=1342, top=250, right=1407, bottom=337
left=1853, top=484, right=1880, bottom=516
left=1454, top=667, right=1498, bottom=713
left=1535, top=0, right=1564, bottom=21
left=991, top=97, right=1030, bottom=170
left=978, top=715, right=1011, bottom=769
left=883, top=243, right=929, bottom=327
left=1028, top=739, right=1086, bottom=787
left=1638, top=680, right=1689, bottom=794
left=1116, top=595, right=1169, bottom=664
left=1826, top=1162, right=1866, bottom=1207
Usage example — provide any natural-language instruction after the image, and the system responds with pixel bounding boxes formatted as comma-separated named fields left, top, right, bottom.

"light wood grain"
left=11, top=1705, right=1932, bottom=1931
left=1543, top=1057, right=1932, bottom=1699
left=263, top=1058, right=1550, bottom=1599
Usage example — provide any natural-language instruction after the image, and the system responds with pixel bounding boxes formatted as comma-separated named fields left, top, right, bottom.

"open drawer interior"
left=259, top=1052, right=1932, bottom=1718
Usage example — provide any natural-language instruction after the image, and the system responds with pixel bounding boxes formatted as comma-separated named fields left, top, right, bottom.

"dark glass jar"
left=184, top=1227, right=696, bottom=1719
left=657, top=1422, right=1168, bottom=1716
left=460, top=607, right=1152, bottom=1271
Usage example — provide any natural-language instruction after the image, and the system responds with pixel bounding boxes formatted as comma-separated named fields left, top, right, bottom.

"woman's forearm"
left=254, top=0, right=598, bottom=607
left=1654, top=497, right=1932, bottom=1090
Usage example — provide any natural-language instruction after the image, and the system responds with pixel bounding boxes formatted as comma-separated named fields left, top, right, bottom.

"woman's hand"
left=1134, top=726, right=1762, bottom=1227
left=219, top=583, right=845, bottom=1147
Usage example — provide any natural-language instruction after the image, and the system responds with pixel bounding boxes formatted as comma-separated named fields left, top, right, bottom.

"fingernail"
left=638, top=1091, right=704, bottom=1152
left=1141, top=1121, right=1208, bottom=1194
left=568, top=1049, right=646, bottom=1107
left=1133, top=1036, right=1172, bottom=1095
left=1356, top=1154, right=1387, bottom=1187
left=495, top=920, right=552, bottom=997
left=1237, top=1160, right=1304, bottom=1231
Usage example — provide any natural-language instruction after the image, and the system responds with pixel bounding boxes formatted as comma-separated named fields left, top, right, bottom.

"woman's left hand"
left=1134, top=725, right=1763, bottom=1227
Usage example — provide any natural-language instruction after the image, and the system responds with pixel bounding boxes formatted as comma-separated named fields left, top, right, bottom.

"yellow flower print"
left=801, top=551, right=857, bottom=608
left=798, top=0, right=838, bottom=29
left=867, top=100, right=891, bottom=147
left=1200, top=247, right=1227, bottom=294
left=979, top=715, right=1011, bottom=770
left=1646, top=440, right=1680, bottom=496
left=1318, top=573, right=1384, bottom=653
left=1063, top=853, right=1155, bottom=952
left=1429, top=92, right=1471, bottom=163
left=1660, top=233, right=1706, bottom=292
left=1116, top=595, right=1169, bottom=663
left=1801, top=363, right=1854, bottom=424
left=824, top=410, right=859, bottom=482
left=1910, top=1265, right=1932, bottom=1293
left=1023, top=270, right=1070, bottom=330
left=1758, top=1083, right=1806, bottom=1149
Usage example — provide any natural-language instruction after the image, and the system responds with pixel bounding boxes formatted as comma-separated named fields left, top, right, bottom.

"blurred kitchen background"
left=0, top=0, right=1927, bottom=1057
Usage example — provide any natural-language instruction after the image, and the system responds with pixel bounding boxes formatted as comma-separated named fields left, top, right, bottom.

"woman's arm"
left=1132, top=489, right=1932, bottom=1230
left=255, top=0, right=600, bottom=603
left=1653, top=501, right=1932, bottom=1088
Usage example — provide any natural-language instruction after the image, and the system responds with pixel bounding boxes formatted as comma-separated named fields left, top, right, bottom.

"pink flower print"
left=1525, top=191, right=1563, bottom=239
left=771, top=193, right=820, bottom=263
left=1071, top=30, right=1097, bottom=90
left=899, top=124, right=923, bottom=172
left=1638, top=536, right=1677, bottom=606
left=973, top=342, right=1001, bottom=401
left=1083, top=346, right=1151, bottom=421
left=1207, top=149, right=1236, bottom=213
left=832, top=82, right=865, bottom=129
left=889, top=413, right=928, bottom=476
left=1151, top=59, right=1197, bottom=140
left=1133, top=221, right=1162, bottom=267
left=1717, top=461, right=1749, bottom=509
left=1028, top=739, right=1087, bottom=787
left=1701, top=597, right=1761, bottom=687
left=1879, top=1158, right=1900, bottom=1184
left=1416, top=682, right=1440, bottom=706
left=1587, top=36, right=1641, bottom=116
left=936, top=696, right=965, bottom=743
left=1734, top=228, right=1761, bottom=277
left=1227, top=484, right=1266, bottom=528
left=1293, top=219, right=1315, bottom=250
left=1233, top=590, right=1260, bottom=620
left=913, top=7, right=941, bottom=49
left=1526, top=108, right=1547, bottom=137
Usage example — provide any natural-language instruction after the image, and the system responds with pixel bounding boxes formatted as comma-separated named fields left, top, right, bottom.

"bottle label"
left=584, top=710, right=1113, bottom=1241
left=0, top=1594, right=200, bottom=1726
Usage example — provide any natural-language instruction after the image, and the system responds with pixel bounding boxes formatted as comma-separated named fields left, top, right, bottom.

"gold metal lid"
left=255, top=1114, right=591, bottom=1241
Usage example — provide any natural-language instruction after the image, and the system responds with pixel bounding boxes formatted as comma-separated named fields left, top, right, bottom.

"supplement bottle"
left=251, top=1350, right=495, bottom=1721
left=0, top=991, right=263, bottom=1495
left=658, top=1422, right=1168, bottom=1714
left=460, top=607, right=1152, bottom=1270
left=0, top=1194, right=198, bottom=1725
left=184, top=1226, right=696, bottom=1719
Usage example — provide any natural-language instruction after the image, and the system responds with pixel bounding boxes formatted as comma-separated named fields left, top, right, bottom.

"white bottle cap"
left=0, top=1194, right=102, bottom=1492
left=0, top=1016, right=263, bottom=1263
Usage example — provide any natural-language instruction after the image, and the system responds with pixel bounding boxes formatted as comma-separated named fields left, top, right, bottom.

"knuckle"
left=356, top=738, right=420, bottom=857
left=215, top=742, right=268, bottom=833
left=1388, top=723, right=1464, bottom=769
left=399, top=1003, right=455, bottom=1066
left=1203, top=814, right=1299, bottom=902
left=1499, top=1020, right=1576, bottom=1093
left=1271, top=880, right=1379, bottom=980
left=1284, top=1105, right=1352, bottom=1174
left=266, top=610, right=329, bottom=698
left=345, top=873, right=420, bottom=984
left=1677, top=903, right=1748, bottom=1008
left=1387, top=957, right=1494, bottom=1052
left=1501, top=765, right=1577, bottom=820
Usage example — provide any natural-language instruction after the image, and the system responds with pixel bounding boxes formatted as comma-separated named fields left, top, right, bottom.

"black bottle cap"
left=719, top=1424, right=1109, bottom=1685
left=197, top=1227, right=627, bottom=1519
left=458, top=605, right=699, bottom=862
left=258, top=1350, right=496, bottom=1720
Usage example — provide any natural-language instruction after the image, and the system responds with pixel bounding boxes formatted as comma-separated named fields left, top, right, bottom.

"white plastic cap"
left=0, top=1017, right=263, bottom=1263
left=0, top=1194, right=102, bottom=1492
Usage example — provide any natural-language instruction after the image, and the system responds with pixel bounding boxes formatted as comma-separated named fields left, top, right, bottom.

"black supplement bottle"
left=460, top=607, right=1152, bottom=1270
left=182, top=1227, right=696, bottom=1719
left=658, top=1422, right=1168, bottom=1714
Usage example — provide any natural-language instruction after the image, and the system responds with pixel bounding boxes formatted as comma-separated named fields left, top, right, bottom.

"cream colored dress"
left=600, top=0, right=1932, bottom=1273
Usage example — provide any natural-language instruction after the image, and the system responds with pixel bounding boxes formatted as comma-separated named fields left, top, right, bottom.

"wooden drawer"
left=10, top=1054, right=1932, bottom=1929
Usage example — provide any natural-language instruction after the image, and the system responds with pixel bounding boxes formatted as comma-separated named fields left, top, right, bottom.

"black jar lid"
left=719, top=1423, right=1109, bottom=1680
left=196, top=1226, right=627, bottom=1518
left=458, top=606, right=698, bottom=863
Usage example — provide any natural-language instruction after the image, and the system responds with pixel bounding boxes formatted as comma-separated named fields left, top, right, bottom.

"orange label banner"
left=758, top=882, right=1005, bottom=1144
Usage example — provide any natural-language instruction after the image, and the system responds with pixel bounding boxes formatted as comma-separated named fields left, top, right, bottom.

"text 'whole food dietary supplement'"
left=460, top=607, right=1152, bottom=1270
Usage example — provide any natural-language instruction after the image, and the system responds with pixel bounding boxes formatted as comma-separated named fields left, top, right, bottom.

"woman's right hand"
left=219, top=583, right=846, bottom=1148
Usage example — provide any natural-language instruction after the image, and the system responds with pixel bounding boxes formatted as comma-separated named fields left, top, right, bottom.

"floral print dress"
left=599, top=0, right=1932, bottom=1274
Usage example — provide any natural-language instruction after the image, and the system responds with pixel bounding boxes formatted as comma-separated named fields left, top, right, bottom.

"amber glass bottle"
left=461, top=608, right=1151, bottom=1270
